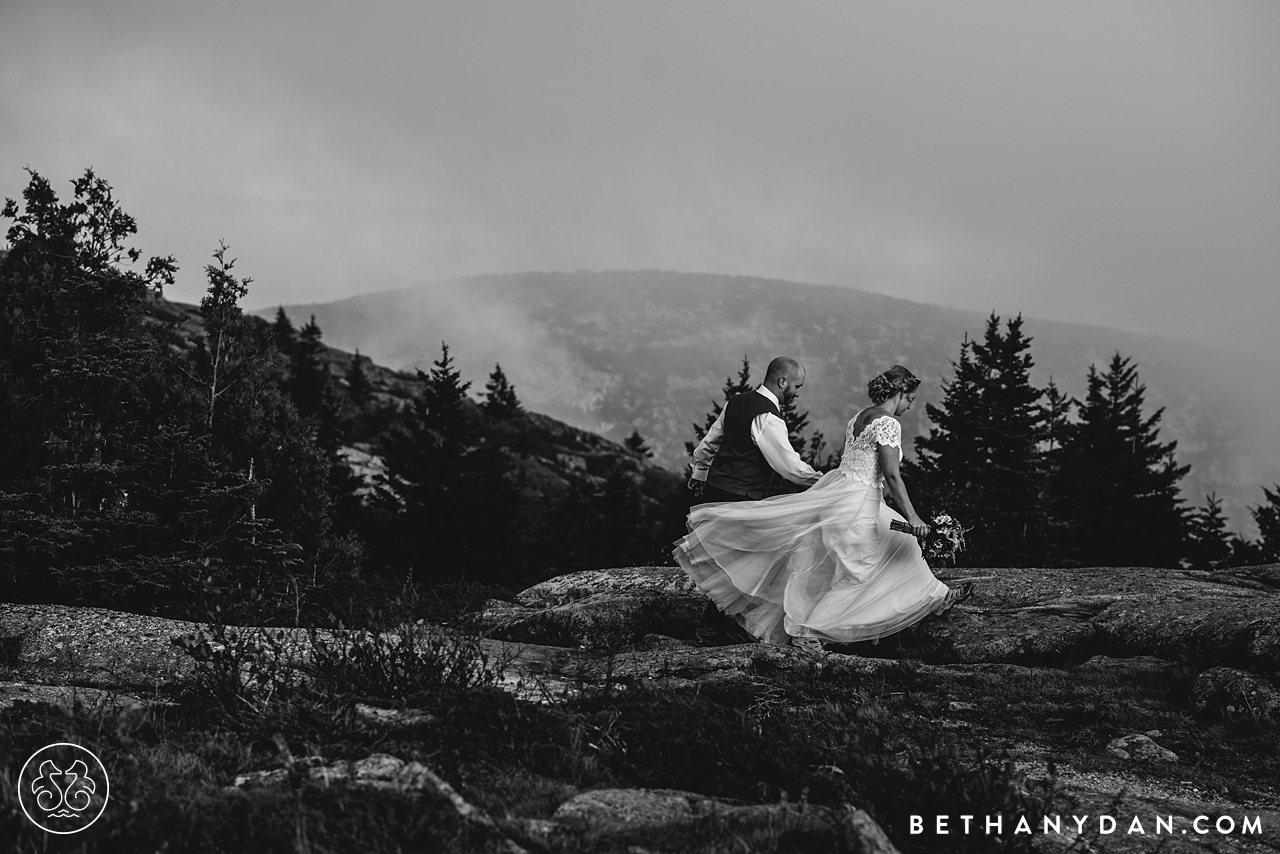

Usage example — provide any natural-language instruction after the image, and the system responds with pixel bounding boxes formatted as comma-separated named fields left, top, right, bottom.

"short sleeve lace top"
left=837, top=414, right=901, bottom=487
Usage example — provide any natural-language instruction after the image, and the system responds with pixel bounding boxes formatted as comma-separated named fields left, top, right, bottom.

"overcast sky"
left=2, top=1, right=1278, bottom=357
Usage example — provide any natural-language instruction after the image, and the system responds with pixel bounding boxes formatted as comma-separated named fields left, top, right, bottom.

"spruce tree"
left=542, top=464, right=661, bottom=574
left=911, top=334, right=983, bottom=515
left=177, top=247, right=336, bottom=552
left=345, top=349, right=374, bottom=408
left=1035, top=377, right=1076, bottom=559
left=192, top=242, right=254, bottom=432
left=0, top=168, right=176, bottom=604
left=0, top=168, right=176, bottom=484
left=686, top=356, right=753, bottom=455
left=0, top=170, right=342, bottom=619
left=971, top=314, right=1046, bottom=564
left=283, top=316, right=349, bottom=491
left=483, top=362, right=523, bottom=419
left=1040, top=379, right=1074, bottom=456
left=625, top=428, right=654, bottom=459
left=288, top=315, right=331, bottom=419
left=913, top=315, right=1045, bottom=565
left=1050, top=353, right=1189, bottom=568
left=271, top=306, right=297, bottom=353
left=379, top=343, right=525, bottom=586
left=1185, top=493, right=1232, bottom=570
left=1248, top=485, right=1280, bottom=564
left=777, top=388, right=832, bottom=477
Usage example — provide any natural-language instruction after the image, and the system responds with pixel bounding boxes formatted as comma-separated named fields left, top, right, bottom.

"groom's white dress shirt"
left=690, top=386, right=822, bottom=488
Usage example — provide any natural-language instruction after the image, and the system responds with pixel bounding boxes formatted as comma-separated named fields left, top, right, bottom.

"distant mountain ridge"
left=256, top=270, right=1280, bottom=534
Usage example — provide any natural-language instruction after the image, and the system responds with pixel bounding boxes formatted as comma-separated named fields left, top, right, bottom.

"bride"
left=674, top=365, right=973, bottom=650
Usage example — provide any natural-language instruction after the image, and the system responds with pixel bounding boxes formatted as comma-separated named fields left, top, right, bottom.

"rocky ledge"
left=4, top=563, right=1280, bottom=853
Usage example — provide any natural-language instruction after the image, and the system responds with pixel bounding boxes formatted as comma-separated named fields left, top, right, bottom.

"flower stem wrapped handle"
left=889, top=519, right=919, bottom=536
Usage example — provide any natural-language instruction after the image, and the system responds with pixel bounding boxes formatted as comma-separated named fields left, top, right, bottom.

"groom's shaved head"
left=765, top=357, right=803, bottom=384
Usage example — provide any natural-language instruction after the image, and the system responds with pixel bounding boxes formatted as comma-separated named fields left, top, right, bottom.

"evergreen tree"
left=1039, top=378, right=1074, bottom=456
left=625, top=428, right=654, bottom=459
left=776, top=382, right=833, bottom=471
left=190, top=242, right=255, bottom=432
left=0, top=169, right=344, bottom=620
left=1050, top=353, right=1190, bottom=568
left=345, top=349, right=374, bottom=408
left=288, top=315, right=330, bottom=419
left=777, top=391, right=809, bottom=453
left=1036, top=378, right=1075, bottom=556
left=0, top=168, right=176, bottom=485
left=0, top=168, right=177, bottom=607
left=541, top=463, right=662, bottom=574
left=378, top=343, right=525, bottom=586
left=686, top=356, right=753, bottom=456
left=912, top=315, right=1045, bottom=566
left=972, top=315, right=1046, bottom=564
left=1185, top=493, right=1232, bottom=570
left=1227, top=533, right=1265, bottom=568
left=174, top=247, right=336, bottom=552
left=482, top=362, right=523, bottom=419
left=910, top=334, right=983, bottom=515
left=277, top=315, right=353, bottom=518
left=271, top=306, right=297, bottom=353
left=1248, top=484, right=1280, bottom=564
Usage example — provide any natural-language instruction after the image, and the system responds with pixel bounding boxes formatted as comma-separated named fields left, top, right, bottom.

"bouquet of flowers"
left=890, top=513, right=970, bottom=564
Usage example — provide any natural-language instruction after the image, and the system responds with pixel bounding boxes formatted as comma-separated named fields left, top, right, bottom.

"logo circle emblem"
left=17, top=742, right=109, bottom=834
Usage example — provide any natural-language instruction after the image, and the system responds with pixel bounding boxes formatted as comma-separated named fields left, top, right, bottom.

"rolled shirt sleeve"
left=689, top=407, right=727, bottom=482
left=752, top=412, right=822, bottom=486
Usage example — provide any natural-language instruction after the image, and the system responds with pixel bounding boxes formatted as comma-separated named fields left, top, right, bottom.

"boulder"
left=0, top=680, right=170, bottom=714
left=479, top=592, right=704, bottom=650
left=480, top=564, right=1280, bottom=671
left=518, top=567, right=698, bottom=607
left=1106, top=733, right=1179, bottom=763
left=1192, top=666, right=1280, bottom=723
left=0, top=603, right=200, bottom=686
left=846, top=565, right=1280, bottom=670
left=353, top=703, right=438, bottom=731
left=481, top=634, right=898, bottom=702
left=550, top=788, right=899, bottom=853
left=9, top=566, right=1280, bottom=692
left=468, top=567, right=706, bottom=649
left=234, top=753, right=530, bottom=854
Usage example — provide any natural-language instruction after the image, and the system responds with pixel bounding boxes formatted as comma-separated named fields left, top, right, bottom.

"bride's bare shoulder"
left=850, top=409, right=899, bottom=436
left=850, top=407, right=885, bottom=434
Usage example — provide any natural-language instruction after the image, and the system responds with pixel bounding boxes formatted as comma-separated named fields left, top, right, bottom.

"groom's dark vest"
left=707, top=391, right=784, bottom=500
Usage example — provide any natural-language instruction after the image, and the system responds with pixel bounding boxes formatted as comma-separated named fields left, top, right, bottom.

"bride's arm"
left=878, top=443, right=929, bottom=538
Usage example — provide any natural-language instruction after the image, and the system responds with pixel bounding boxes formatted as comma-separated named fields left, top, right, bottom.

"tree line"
left=0, top=168, right=683, bottom=624
left=903, top=315, right=1276, bottom=568
left=684, top=324, right=1278, bottom=571
left=2, top=168, right=1274, bottom=629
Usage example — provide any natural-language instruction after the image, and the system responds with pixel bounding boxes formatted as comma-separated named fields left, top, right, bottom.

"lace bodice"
left=838, top=414, right=901, bottom=487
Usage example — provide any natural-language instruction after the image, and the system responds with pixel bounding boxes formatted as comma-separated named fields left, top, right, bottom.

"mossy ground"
left=1, top=629, right=1069, bottom=854
left=3, top=595, right=1277, bottom=853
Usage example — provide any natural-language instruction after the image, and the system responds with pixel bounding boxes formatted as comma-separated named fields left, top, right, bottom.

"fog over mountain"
left=258, top=270, right=1280, bottom=535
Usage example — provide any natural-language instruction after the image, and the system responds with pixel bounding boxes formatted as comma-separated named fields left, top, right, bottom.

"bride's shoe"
left=792, top=636, right=825, bottom=654
left=937, top=582, right=974, bottom=614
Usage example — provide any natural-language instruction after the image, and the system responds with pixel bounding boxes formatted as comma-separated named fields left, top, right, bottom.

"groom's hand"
left=687, top=477, right=705, bottom=496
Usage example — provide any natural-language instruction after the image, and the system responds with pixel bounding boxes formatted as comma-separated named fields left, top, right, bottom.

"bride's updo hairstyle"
left=867, top=365, right=921, bottom=404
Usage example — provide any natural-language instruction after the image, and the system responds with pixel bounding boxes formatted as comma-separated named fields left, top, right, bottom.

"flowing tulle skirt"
left=674, top=470, right=950, bottom=645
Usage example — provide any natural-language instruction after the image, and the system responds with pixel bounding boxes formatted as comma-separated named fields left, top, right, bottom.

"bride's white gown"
left=675, top=414, right=950, bottom=645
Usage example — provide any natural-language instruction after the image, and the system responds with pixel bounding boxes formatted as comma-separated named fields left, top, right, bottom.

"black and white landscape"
left=263, top=269, right=1280, bottom=533
left=4, top=3, right=1280, bottom=852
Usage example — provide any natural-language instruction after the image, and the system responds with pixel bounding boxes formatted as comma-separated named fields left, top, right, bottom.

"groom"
left=687, top=356, right=822, bottom=644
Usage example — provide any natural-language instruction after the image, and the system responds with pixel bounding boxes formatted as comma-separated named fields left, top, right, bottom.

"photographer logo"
left=18, top=743, right=109, bottom=834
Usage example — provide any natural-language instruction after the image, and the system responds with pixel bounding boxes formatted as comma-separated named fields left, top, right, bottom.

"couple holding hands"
left=675, top=357, right=973, bottom=653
